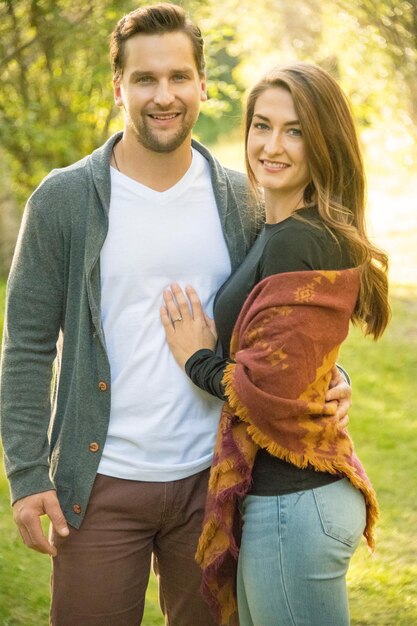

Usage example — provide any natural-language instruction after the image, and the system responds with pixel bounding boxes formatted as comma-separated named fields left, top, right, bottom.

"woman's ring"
left=173, top=317, right=183, bottom=323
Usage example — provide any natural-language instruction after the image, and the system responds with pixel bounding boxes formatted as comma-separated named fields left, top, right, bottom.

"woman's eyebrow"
left=253, top=113, right=300, bottom=126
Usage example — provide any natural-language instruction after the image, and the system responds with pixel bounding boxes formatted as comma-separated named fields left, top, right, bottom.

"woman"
left=160, top=63, right=390, bottom=626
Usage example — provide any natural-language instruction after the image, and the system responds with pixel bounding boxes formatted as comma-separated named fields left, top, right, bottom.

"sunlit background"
left=0, top=1, right=416, bottom=625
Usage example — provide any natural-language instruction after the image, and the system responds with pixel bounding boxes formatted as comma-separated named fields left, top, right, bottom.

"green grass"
left=340, top=292, right=417, bottom=625
left=1, top=283, right=416, bottom=625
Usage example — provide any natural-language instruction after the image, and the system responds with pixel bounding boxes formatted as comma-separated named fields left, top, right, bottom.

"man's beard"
left=129, top=112, right=196, bottom=153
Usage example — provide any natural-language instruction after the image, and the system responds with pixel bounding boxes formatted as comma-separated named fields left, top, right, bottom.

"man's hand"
left=323, top=366, right=352, bottom=428
left=12, top=490, right=69, bottom=556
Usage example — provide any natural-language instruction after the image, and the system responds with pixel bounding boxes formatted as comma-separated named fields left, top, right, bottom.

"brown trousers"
left=50, top=470, right=217, bottom=626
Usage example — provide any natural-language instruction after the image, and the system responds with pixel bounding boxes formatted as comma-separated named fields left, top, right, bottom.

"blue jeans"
left=237, top=478, right=366, bottom=626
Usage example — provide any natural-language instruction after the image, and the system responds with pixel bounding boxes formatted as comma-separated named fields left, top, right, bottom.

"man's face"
left=114, top=31, right=207, bottom=153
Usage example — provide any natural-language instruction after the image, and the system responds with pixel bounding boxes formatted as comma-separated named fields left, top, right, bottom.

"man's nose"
left=153, top=81, right=175, bottom=107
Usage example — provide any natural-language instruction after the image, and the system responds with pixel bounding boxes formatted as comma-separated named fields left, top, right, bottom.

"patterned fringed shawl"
left=195, top=269, right=379, bottom=626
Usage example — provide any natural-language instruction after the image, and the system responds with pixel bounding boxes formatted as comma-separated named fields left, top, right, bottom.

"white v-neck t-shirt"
left=97, top=149, right=232, bottom=481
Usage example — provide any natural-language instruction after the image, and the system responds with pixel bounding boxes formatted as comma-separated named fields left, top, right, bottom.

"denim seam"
left=277, top=496, right=297, bottom=626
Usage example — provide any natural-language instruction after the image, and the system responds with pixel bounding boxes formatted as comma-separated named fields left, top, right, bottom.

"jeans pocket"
left=313, top=478, right=366, bottom=547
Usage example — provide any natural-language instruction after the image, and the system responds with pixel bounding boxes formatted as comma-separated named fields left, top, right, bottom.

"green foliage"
left=194, top=27, right=244, bottom=144
left=0, top=0, right=135, bottom=204
left=330, top=0, right=417, bottom=136
left=336, top=1, right=417, bottom=115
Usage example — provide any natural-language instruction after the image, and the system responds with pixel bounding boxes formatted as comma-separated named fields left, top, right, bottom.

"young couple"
left=0, top=3, right=389, bottom=626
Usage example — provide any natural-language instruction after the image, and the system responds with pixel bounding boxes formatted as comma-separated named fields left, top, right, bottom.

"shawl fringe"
left=223, top=357, right=378, bottom=551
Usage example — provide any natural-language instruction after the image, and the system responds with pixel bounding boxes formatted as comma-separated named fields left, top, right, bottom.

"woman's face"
left=247, top=87, right=311, bottom=204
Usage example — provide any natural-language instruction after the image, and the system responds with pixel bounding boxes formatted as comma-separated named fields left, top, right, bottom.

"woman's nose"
left=264, top=132, right=284, bottom=156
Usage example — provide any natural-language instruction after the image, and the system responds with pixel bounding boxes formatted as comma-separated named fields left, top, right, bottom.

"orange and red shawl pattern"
left=195, top=268, right=379, bottom=626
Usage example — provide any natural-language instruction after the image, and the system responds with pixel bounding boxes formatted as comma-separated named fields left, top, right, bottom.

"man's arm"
left=0, top=190, right=69, bottom=552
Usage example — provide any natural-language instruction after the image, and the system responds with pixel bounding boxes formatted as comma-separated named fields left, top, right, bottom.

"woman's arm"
left=160, top=282, right=351, bottom=421
left=160, top=283, right=231, bottom=399
left=185, top=349, right=230, bottom=400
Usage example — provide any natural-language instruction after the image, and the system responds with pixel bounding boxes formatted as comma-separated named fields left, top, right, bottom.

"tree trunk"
left=0, top=149, right=20, bottom=278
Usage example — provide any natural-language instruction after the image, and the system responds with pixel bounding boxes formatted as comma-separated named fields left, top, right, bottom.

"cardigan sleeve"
left=0, top=190, right=65, bottom=502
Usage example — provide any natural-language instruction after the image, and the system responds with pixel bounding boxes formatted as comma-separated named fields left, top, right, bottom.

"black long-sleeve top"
left=186, top=207, right=353, bottom=495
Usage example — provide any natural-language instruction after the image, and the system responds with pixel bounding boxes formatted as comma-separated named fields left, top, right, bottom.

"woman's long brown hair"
left=244, top=62, right=390, bottom=339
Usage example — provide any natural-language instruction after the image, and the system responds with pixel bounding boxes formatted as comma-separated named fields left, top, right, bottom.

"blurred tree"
left=0, top=0, right=134, bottom=205
left=0, top=149, right=19, bottom=277
left=223, top=0, right=325, bottom=84
left=195, top=26, right=244, bottom=143
left=335, top=1, right=417, bottom=124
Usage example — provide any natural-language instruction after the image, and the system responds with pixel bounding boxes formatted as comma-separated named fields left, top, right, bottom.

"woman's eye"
left=288, top=127, right=302, bottom=136
left=254, top=122, right=269, bottom=130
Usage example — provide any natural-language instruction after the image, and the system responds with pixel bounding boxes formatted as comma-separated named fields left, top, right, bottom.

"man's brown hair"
left=110, top=3, right=205, bottom=81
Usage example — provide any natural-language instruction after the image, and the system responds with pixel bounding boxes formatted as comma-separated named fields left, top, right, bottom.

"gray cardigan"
left=0, top=133, right=255, bottom=527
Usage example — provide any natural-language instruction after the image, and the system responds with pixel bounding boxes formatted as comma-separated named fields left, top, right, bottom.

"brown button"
left=89, top=442, right=100, bottom=453
left=72, top=504, right=82, bottom=515
left=98, top=381, right=108, bottom=391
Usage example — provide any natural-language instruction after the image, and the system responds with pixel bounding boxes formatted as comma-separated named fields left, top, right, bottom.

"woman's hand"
left=323, top=366, right=352, bottom=429
left=160, top=284, right=217, bottom=369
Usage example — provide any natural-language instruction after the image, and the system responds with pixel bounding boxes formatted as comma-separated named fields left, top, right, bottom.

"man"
left=0, top=4, right=350, bottom=625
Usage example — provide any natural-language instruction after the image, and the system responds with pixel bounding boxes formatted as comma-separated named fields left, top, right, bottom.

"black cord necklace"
left=112, top=145, right=120, bottom=171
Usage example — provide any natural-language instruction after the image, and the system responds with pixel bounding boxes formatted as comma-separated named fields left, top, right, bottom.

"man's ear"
left=200, top=74, right=208, bottom=102
left=113, top=78, right=123, bottom=107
